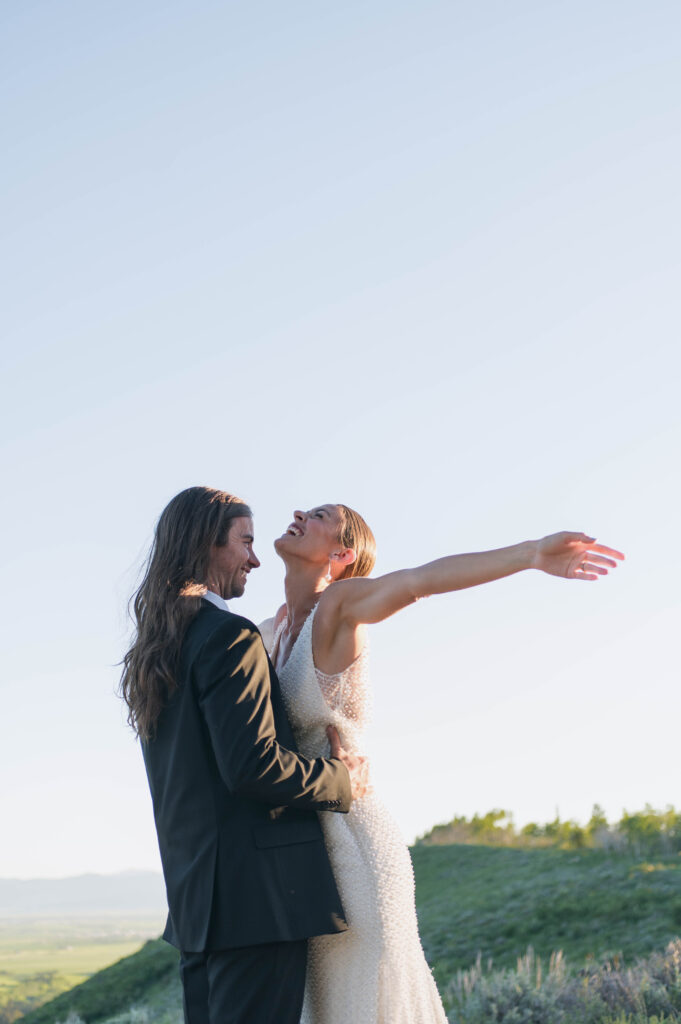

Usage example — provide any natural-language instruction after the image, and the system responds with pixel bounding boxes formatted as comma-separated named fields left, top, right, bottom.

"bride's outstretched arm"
left=332, top=533, right=625, bottom=626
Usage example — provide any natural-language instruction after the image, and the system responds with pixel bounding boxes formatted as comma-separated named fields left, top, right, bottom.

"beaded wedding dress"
left=269, top=606, right=447, bottom=1024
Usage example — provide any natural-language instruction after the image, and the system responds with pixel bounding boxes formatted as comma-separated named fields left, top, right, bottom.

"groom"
left=123, top=487, right=367, bottom=1024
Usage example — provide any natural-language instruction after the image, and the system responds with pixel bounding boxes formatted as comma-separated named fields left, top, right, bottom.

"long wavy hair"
left=120, top=486, right=252, bottom=741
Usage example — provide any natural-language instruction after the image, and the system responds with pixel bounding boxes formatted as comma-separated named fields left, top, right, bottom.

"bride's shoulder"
left=316, top=577, right=374, bottom=622
left=314, top=584, right=368, bottom=665
left=320, top=577, right=373, bottom=604
left=258, top=605, right=287, bottom=654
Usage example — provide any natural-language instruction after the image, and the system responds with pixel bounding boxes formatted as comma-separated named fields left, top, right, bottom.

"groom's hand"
left=327, top=725, right=369, bottom=801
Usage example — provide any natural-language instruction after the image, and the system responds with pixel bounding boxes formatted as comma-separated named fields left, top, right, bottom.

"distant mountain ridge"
left=0, top=870, right=167, bottom=916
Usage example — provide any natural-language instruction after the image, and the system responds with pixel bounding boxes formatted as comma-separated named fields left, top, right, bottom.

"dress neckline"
left=272, top=605, right=366, bottom=680
left=271, top=605, right=317, bottom=676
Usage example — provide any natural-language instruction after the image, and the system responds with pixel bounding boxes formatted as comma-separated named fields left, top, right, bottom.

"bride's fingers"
left=571, top=557, right=599, bottom=578
left=589, top=543, right=625, bottom=560
left=574, top=567, right=599, bottom=580
left=326, top=725, right=341, bottom=757
left=582, top=553, right=618, bottom=568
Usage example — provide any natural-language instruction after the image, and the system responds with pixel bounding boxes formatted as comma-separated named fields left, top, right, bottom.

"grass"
left=446, top=942, right=681, bottom=1023
left=15, top=845, right=681, bottom=1023
left=18, top=942, right=178, bottom=1024
left=0, top=919, right=164, bottom=1024
left=412, top=845, right=681, bottom=991
left=0, top=942, right=145, bottom=979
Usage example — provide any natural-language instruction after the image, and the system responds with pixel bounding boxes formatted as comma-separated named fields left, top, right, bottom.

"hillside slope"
left=21, top=845, right=681, bottom=1023
left=18, top=941, right=178, bottom=1024
left=412, top=844, right=681, bottom=989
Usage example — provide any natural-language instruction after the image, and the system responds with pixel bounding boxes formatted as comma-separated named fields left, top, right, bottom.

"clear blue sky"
left=2, top=0, right=679, bottom=877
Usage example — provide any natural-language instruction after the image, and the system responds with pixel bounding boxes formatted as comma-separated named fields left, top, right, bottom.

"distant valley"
left=0, top=874, right=167, bottom=1023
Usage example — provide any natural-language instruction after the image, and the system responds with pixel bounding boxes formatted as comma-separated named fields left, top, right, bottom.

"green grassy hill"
left=412, top=845, right=681, bottom=990
left=19, top=845, right=681, bottom=1024
left=17, top=941, right=179, bottom=1024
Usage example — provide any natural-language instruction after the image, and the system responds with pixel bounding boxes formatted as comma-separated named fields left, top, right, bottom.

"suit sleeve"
left=193, top=620, right=352, bottom=812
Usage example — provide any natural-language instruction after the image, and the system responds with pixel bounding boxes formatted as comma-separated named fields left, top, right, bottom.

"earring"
left=325, top=560, right=333, bottom=583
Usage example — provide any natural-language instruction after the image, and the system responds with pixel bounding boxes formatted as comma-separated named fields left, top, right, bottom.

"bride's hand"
left=327, top=725, right=369, bottom=800
left=532, top=532, right=625, bottom=580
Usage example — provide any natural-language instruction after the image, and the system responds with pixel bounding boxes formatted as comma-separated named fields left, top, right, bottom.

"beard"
left=224, top=572, right=248, bottom=599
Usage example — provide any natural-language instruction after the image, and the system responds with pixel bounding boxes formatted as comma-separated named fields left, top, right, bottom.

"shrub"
left=446, top=940, right=681, bottom=1024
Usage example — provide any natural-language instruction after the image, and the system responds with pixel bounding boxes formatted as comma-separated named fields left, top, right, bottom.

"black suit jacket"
left=142, top=601, right=351, bottom=952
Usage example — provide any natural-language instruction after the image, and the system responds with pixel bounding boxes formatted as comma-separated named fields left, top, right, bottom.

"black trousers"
left=180, top=939, right=308, bottom=1024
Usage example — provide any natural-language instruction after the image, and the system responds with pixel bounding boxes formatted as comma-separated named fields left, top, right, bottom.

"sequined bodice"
left=270, top=606, right=371, bottom=757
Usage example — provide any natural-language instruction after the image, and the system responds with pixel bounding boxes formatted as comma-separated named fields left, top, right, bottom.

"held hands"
left=532, top=532, right=625, bottom=580
left=327, top=725, right=370, bottom=801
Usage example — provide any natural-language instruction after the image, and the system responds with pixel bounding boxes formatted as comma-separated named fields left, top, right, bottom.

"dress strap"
left=269, top=617, right=287, bottom=669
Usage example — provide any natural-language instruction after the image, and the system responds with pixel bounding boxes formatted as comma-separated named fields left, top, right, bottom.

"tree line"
left=419, top=805, right=681, bottom=856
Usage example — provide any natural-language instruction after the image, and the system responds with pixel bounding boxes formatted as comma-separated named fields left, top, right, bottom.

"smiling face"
left=274, top=504, right=349, bottom=575
left=206, top=515, right=260, bottom=599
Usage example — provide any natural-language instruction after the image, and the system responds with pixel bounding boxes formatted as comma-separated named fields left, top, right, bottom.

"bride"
left=260, top=503, right=624, bottom=1024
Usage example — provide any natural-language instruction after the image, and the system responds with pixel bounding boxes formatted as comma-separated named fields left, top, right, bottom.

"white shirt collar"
left=202, top=590, right=230, bottom=612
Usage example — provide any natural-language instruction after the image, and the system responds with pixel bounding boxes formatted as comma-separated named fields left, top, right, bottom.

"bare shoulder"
left=273, top=603, right=287, bottom=628
left=314, top=582, right=369, bottom=671
left=317, top=577, right=374, bottom=615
